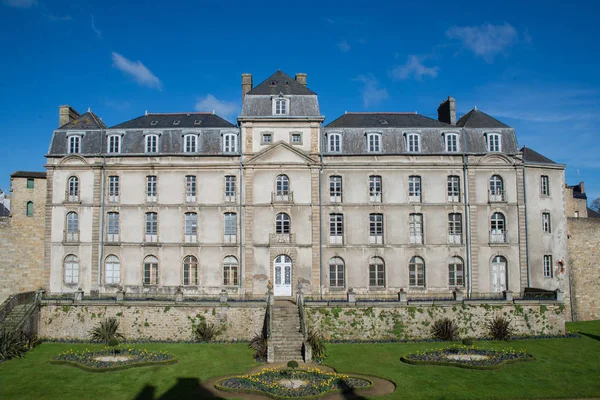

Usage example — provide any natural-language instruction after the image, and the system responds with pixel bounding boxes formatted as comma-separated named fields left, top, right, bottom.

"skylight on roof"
left=379, top=119, right=388, bottom=125
left=173, top=120, right=180, bottom=126
left=270, top=81, right=276, bottom=86
left=194, top=120, right=201, bottom=125
left=150, top=121, right=158, bottom=126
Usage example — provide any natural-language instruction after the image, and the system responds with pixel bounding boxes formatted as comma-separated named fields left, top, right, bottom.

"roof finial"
left=87, top=107, right=91, bottom=112
left=145, top=110, right=148, bottom=116
left=212, top=109, right=215, bottom=114
left=474, top=105, right=478, bottom=110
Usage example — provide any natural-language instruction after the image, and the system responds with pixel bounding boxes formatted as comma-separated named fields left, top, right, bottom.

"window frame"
left=26, top=201, right=33, bottom=217
left=64, top=254, right=79, bottom=284
left=275, top=212, right=291, bottom=234
left=448, top=257, right=464, bottom=287
left=225, top=175, right=236, bottom=202
left=409, top=213, right=424, bottom=244
left=107, top=134, right=121, bottom=154
left=145, top=134, right=159, bottom=153
left=145, top=212, right=158, bottom=242
left=444, top=132, right=459, bottom=152
left=367, top=132, right=382, bottom=153
left=447, top=175, right=460, bottom=202
left=369, top=175, right=382, bottom=202
left=183, top=134, right=198, bottom=153
left=409, top=256, right=426, bottom=288
left=448, top=213, right=462, bottom=244
left=273, top=97, right=289, bottom=115
left=224, top=212, right=237, bottom=243
left=183, top=255, right=199, bottom=286
left=143, top=255, right=159, bottom=285
left=542, top=212, right=552, bottom=233
left=105, top=255, right=121, bottom=285
left=108, top=176, right=119, bottom=202
left=328, top=133, right=342, bottom=153
left=146, top=175, right=157, bottom=202
left=106, top=211, right=119, bottom=242
left=369, top=213, right=384, bottom=244
left=223, top=256, right=239, bottom=286
left=329, top=213, right=344, bottom=244
left=406, top=133, right=421, bottom=152
left=329, top=257, right=345, bottom=288
left=67, top=176, right=79, bottom=202
left=223, top=133, right=238, bottom=153
left=369, top=257, right=385, bottom=288
left=261, top=132, right=273, bottom=145
left=486, top=133, right=502, bottom=152
left=541, top=175, right=550, bottom=196
left=67, top=134, right=82, bottom=154
left=66, top=211, right=79, bottom=242
left=408, top=175, right=422, bottom=202
left=543, top=254, right=553, bottom=278
left=185, top=175, right=197, bottom=202
left=184, top=212, right=198, bottom=243
left=329, top=175, right=342, bottom=202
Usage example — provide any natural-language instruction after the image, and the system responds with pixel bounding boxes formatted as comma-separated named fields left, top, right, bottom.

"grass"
left=0, top=321, right=599, bottom=399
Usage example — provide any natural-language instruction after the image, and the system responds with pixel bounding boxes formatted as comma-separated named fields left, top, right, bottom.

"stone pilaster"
left=243, top=168, right=254, bottom=291
left=244, top=124, right=253, bottom=155
left=311, top=168, right=321, bottom=295
left=90, top=164, right=102, bottom=291
left=467, top=168, right=479, bottom=292
left=515, top=167, right=528, bottom=291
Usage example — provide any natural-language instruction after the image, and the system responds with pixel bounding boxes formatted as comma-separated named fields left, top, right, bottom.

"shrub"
left=287, top=360, right=299, bottom=369
left=431, top=318, right=459, bottom=341
left=89, top=317, right=125, bottom=345
left=307, top=327, right=326, bottom=361
left=488, top=316, right=514, bottom=340
left=0, top=329, right=26, bottom=362
left=462, top=337, right=474, bottom=346
left=194, top=321, right=220, bottom=343
left=249, top=332, right=267, bottom=361
left=20, top=330, right=40, bottom=350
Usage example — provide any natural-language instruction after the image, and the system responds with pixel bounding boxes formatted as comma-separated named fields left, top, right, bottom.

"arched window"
left=143, top=255, right=159, bottom=285
left=223, top=133, right=237, bottom=153
left=273, top=98, right=289, bottom=115
left=369, top=256, right=385, bottom=288
left=26, top=201, right=33, bottom=217
left=276, top=213, right=290, bottom=234
left=491, top=255, right=507, bottom=292
left=183, top=134, right=197, bottom=153
left=409, top=256, right=425, bottom=287
left=367, top=133, right=381, bottom=152
left=328, top=133, right=342, bottom=153
left=276, top=175, right=289, bottom=196
left=329, top=257, right=345, bottom=288
left=183, top=255, right=198, bottom=286
left=223, top=256, right=239, bottom=286
left=145, top=134, right=158, bottom=153
left=406, top=133, right=421, bottom=152
left=490, top=212, right=507, bottom=243
left=105, top=255, right=120, bottom=285
left=444, top=133, right=459, bottom=152
left=67, top=176, right=79, bottom=201
left=448, top=256, right=464, bottom=287
left=489, top=175, right=504, bottom=201
left=66, top=212, right=79, bottom=241
left=64, top=254, right=79, bottom=284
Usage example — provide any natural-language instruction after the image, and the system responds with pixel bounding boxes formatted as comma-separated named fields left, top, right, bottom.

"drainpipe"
left=522, top=165, right=531, bottom=288
left=238, top=134, right=243, bottom=298
left=91, top=113, right=106, bottom=290
left=463, top=154, right=472, bottom=298
left=319, top=150, right=323, bottom=300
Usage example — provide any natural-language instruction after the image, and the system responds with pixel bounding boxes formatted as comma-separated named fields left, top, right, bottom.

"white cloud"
left=338, top=40, right=351, bottom=52
left=111, top=52, right=162, bottom=90
left=2, top=0, right=37, bottom=7
left=353, top=74, right=389, bottom=107
left=195, top=94, right=239, bottom=119
left=391, top=55, right=439, bottom=81
left=91, top=15, right=102, bottom=39
left=446, top=23, right=519, bottom=63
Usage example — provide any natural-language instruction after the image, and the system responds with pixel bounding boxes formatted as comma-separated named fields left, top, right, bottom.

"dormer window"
left=328, top=133, right=342, bottom=153
left=406, top=133, right=421, bottom=152
left=173, top=120, right=180, bottom=126
left=150, top=120, right=158, bottom=126
left=223, top=133, right=238, bottom=153
left=273, top=98, right=289, bottom=115
left=486, top=133, right=501, bottom=152
left=184, top=134, right=197, bottom=153
left=145, top=134, right=158, bottom=153
left=444, top=133, right=459, bottom=152
left=194, top=120, right=201, bottom=125
left=68, top=135, right=81, bottom=154
left=367, top=132, right=382, bottom=153
left=107, top=134, right=121, bottom=154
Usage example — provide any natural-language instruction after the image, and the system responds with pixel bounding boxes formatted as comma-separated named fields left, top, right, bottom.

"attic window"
left=173, top=120, right=180, bottom=126
left=284, top=81, right=289, bottom=85
left=194, top=120, right=201, bottom=125
left=270, top=81, right=277, bottom=86
left=150, top=121, right=158, bottom=126
left=379, top=119, right=388, bottom=125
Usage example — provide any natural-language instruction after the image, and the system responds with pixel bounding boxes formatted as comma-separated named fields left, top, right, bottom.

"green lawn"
left=0, top=321, right=599, bottom=399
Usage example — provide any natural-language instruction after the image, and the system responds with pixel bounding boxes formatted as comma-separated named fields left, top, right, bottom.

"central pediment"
left=244, top=141, right=316, bottom=165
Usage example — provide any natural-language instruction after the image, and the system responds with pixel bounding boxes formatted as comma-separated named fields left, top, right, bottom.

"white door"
left=274, top=255, right=292, bottom=296
left=491, top=256, right=507, bottom=293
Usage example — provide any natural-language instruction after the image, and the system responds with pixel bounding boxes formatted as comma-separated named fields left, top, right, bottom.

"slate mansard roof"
left=521, top=146, right=557, bottom=164
left=59, top=112, right=107, bottom=130
left=111, top=112, right=235, bottom=129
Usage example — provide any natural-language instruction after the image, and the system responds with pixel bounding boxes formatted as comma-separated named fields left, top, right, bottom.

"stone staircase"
left=0, top=304, right=32, bottom=332
left=271, top=300, right=304, bottom=362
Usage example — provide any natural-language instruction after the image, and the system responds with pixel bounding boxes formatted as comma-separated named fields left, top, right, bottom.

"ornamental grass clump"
left=488, top=316, right=514, bottom=340
left=307, top=327, right=326, bottom=361
left=249, top=332, right=267, bottom=361
left=0, top=329, right=26, bottom=362
left=194, top=321, right=221, bottom=343
left=89, top=317, right=125, bottom=345
left=431, top=318, right=459, bottom=341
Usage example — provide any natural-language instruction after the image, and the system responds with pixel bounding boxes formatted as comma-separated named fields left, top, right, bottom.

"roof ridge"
left=345, top=112, right=418, bottom=115
left=147, top=112, right=214, bottom=115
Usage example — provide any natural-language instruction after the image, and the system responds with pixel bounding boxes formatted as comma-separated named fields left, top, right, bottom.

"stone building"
left=42, top=70, right=568, bottom=300
left=0, top=171, right=47, bottom=303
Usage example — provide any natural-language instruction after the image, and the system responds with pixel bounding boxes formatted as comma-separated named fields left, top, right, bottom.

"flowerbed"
left=50, top=347, right=177, bottom=371
left=215, top=366, right=372, bottom=398
left=401, top=345, right=534, bottom=369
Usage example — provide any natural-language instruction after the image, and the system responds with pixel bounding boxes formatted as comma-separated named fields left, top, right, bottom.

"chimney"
left=58, top=105, right=80, bottom=128
left=241, top=73, right=253, bottom=103
left=579, top=181, right=585, bottom=195
left=295, top=73, right=307, bottom=87
left=437, top=96, right=456, bottom=125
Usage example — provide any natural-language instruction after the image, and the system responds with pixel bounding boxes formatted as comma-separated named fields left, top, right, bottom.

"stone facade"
left=0, top=173, right=47, bottom=303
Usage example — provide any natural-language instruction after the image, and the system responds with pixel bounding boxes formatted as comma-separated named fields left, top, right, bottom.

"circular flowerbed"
left=50, top=347, right=177, bottom=371
left=216, top=366, right=372, bottom=398
left=401, top=345, right=534, bottom=369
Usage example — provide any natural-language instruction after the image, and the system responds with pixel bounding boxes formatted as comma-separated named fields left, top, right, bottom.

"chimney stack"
left=437, top=96, right=456, bottom=125
left=58, top=105, right=80, bottom=128
left=295, top=73, right=307, bottom=87
left=241, top=73, right=253, bottom=103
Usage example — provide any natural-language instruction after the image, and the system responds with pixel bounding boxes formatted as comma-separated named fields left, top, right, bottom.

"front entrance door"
left=273, top=255, right=292, bottom=296
left=491, top=256, right=507, bottom=293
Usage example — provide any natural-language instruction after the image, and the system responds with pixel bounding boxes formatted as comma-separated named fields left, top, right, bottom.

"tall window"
left=329, top=257, right=345, bottom=288
left=409, top=256, right=425, bottom=287
left=184, top=212, right=197, bottom=243
left=108, top=176, right=119, bottom=202
left=275, top=174, right=290, bottom=201
left=64, top=255, right=79, bottom=284
left=406, top=133, right=420, bottom=152
left=105, top=255, right=120, bottom=285
left=486, top=133, right=501, bottom=152
left=66, top=212, right=79, bottom=241
left=329, top=213, right=343, bottom=244
left=448, top=257, right=464, bottom=287
left=146, top=175, right=157, bottom=201
left=26, top=201, right=33, bottom=217
left=107, top=212, right=119, bottom=242
left=185, top=175, right=196, bottom=202
left=143, top=255, right=159, bottom=285
left=447, top=175, right=460, bottom=202
left=183, top=255, right=198, bottom=286
left=68, top=135, right=81, bottom=154
left=369, top=213, right=384, bottom=244
left=328, top=133, right=341, bottom=152
left=67, top=176, right=79, bottom=201
left=107, top=135, right=121, bottom=153
left=367, top=133, right=381, bottom=152
left=489, top=175, right=504, bottom=201
left=490, top=212, right=506, bottom=243
left=329, top=176, right=342, bottom=202
left=276, top=213, right=290, bottom=234
left=223, top=256, right=239, bottom=286
left=184, top=134, right=197, bottom=153
left=224, top=212, right=237, bottom=243
left=543, top=255, right=553, bottom=278
left=369, top=175, right=382, bottom=202
left=145, top=212, right=158, bottom=242
left=274, top=98, right=288, bottom=115
left=541, top=175, right=550, bottom=196
left=409, top=213, right=423, bottom=244
left=225, top=175, right=236, bottom=201
left=542, top=212, right=552, bottom=233
left=445, top=133, right=459, bottom=152
left=369, top=257, right=385, bottom=288
left=27, top=179, right=34, bottom=189
left=408, top=175, right=421, bottom=202
left=223, top=133, right=237, bottom=153
left=447, top=213, right=462, bottom=244
left=145, top=134, right=158, bottom=153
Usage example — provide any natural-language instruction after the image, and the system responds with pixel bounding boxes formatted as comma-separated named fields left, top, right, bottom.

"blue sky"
left=1, top=0, right=599, bottom=202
